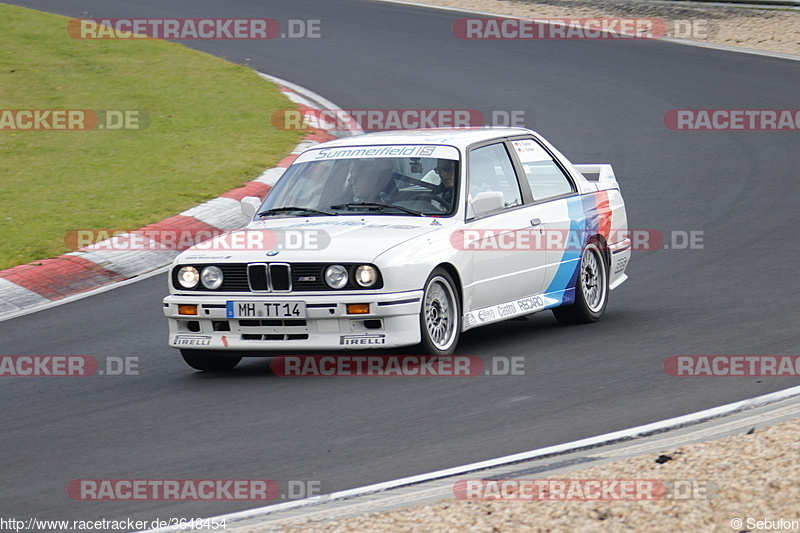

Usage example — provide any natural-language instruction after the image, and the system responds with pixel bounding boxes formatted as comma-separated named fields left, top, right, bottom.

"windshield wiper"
left=329, top=202, right=426, bottom=217
left=257, top=206, right=337, bottom=217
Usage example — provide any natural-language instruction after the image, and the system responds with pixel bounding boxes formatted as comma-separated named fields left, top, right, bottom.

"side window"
left=511, top=139, right=575, bottom=201
left=468, top=143, right=522, bottom=214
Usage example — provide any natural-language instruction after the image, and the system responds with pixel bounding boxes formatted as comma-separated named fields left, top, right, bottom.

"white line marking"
left=138, top=383, right=800, bottom=532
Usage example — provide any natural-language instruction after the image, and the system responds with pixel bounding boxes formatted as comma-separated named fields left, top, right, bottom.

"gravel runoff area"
left=414, top=0, right=800, bottom=55
left=276, top=416, right=800, bottom=532
left=264, top=2, right=799, bottom=532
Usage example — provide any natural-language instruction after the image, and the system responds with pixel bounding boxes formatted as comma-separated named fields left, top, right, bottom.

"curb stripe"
left=0, top=255, right=126, bottom=300
left=138, top=215, right=221, bottom=245
left=220, top=181, right=272, bottom=201
left=0, top=76, right=357, bottom=319
left=0, top=278, right=51, bottom=312
left=277, top=154, right=299, bottom=167
left=178, top=197, right=249, bottom=230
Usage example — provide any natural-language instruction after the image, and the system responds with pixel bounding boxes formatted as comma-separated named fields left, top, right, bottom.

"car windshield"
left=258, top=153, right=460, bottom=217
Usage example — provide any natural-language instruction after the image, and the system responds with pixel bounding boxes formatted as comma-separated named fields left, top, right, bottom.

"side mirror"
left=241, top=196, right=262, bottom=218
left=469, top=191, right=504, bottom=217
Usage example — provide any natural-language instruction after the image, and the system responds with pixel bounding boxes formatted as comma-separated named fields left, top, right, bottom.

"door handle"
left=530, top=218, right=542, bottom=226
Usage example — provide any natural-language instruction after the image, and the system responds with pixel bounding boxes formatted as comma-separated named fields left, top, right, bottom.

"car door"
left=464, top=142, right=548, bottom=313
left=508, top=137, right=581, bottom=305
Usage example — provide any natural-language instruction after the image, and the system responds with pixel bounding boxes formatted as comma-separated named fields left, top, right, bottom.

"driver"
left=430, top=158, right=456, bottom=211
left=348, top=159, right=398, bottom=203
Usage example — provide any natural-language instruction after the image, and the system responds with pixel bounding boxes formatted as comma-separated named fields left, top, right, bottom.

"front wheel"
left=552, top=241, right=609, bottom=325
left=418, top=269, right=461, bottom=356
left=180, top=350, right=242, bottom=371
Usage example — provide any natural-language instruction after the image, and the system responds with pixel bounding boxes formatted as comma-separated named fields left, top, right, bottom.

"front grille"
left=291, top=264, right=327, bottom=291
left=173, top=263, right=383, bottom=292
left=270, top=264, right=291, bottom=291
left=247, top=264, right=269, bottom=291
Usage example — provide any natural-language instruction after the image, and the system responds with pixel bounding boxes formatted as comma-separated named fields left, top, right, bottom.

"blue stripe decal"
left=544, top=194, right=600, bottom=302
left=540, top=288, right=572, bottom=309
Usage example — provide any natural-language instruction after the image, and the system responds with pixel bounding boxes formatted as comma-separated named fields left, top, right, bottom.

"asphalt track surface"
left=3, top=0, right=800, bottom=528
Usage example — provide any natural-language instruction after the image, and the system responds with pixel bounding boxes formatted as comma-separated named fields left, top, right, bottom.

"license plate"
left=226, top=301, right=306, bottom=319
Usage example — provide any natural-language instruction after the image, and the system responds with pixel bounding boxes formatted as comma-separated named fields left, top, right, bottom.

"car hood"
left=176, top=216, right=451, bottom=264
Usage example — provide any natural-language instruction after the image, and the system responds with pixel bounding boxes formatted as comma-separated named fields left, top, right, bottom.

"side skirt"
left=462, top=288, right=574, bottom=331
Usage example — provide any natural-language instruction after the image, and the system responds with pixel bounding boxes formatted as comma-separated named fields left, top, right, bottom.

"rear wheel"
left=552, top=241, right=608, bottom=325
left=180, top=350, right=242, bottom=371
left=418, top=269, right=461, bottom=356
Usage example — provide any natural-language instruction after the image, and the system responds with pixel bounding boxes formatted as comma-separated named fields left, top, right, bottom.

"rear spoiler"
left=573, top=164, right=620, bottom=191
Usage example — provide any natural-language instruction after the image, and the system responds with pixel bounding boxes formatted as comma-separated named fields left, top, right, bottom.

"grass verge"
left=0, top=3, right=303, bottom=269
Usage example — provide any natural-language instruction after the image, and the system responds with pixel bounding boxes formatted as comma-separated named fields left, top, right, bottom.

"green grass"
left=0, top=4, right=303, bottom=269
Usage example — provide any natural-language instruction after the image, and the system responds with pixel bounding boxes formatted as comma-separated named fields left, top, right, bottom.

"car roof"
left=311, top=127, right=539, bottom=151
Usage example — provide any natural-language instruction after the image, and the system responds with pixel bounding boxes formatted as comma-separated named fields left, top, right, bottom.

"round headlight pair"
left=177, top=266, right=223, bottom=290
left=324, top=265, right=378, bottom=289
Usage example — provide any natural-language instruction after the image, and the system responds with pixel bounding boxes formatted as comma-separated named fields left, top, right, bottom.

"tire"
left=418, top=269, right=461, bottom=356
left=552, top=241, right=609, bottom=325
left=180, top=350, right=242, bottom=371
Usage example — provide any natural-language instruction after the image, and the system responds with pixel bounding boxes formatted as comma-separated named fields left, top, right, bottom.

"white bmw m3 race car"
left=163, top=128, right=631, bottom=371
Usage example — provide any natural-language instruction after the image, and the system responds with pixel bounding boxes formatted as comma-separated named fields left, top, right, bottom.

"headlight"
left=324, top=264, right=348, bottom=289
left=177, top=266, right=200, bottom=289
left=354, top=265, right=378, bottom=288
left=200, top=266, right=224, bottom=290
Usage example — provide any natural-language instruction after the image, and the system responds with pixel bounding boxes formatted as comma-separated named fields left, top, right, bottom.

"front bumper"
left=163, top=291, right=423, bottom=352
